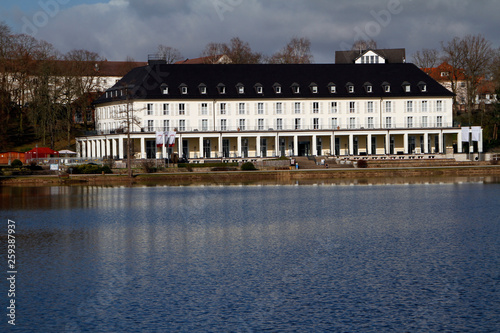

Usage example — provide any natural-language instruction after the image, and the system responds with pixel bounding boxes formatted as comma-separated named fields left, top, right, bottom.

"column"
left=312, top=134, right=317, bottom=156
left=423, top=133, right=429, bottom=154
left=349, top=134, right=353, bottom=156
left=81, top=141, right=86, bottom=158
left=438, top=132, right=443, bottom=154
left=404, top=133, right=409, bottom=154
left=385, top=132, right=390, bottom=155
left=275, top=134, right=279, bottom=157
left=237, top=136, right=242, bottom=158
left=457, top=130, right=463, bottom=153
left=293, top=135, right=298, bottom=156
left=91, top=140, right=96, bottom=158
left=367, top=134, right=372, bottom=155
left=331, top=133, right=335, bottom=156
left=118, top=137, right=124, bottom=159
left=106, top=139, right=111, bottom=158
left=199, top=136, right=204, bottom=158
left=140, top=137, right=146, bottom=159
left=112, top=139, right=117, bottom=159
left=177, top=135, right=183, bottom=159
left=256, top=135, right=261, bottom=157
left=478, top=129, right=483, bottom=153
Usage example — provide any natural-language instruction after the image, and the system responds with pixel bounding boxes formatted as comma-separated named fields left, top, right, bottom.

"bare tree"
left=63, top=49, right=102, bottom=134
left=268, top=37, right=314, bottom=64
left=156, top=44, right=183, bottom=64
left=443, top=34, right=493, bottom=122
left=352, top=39, right=378, bottom=51
left=201, top=37, right=261, bottom=64
left=411, top=48, right=440, bottom=72
left=200, top=42, right=227, bottom=64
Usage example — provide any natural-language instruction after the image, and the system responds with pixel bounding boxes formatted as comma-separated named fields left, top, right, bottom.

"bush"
left=356, top=160, right=368, bottom=168
left=10, top=159, right=23, bottom=168
left=141, top=160, right=157, bottom=173
left=241, top=162, right=257, bottom=171
left=72, top=164, right=113, bottom=174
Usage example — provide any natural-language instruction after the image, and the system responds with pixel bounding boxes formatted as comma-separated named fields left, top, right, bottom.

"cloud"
left=1, top=0, right=498, bottom=63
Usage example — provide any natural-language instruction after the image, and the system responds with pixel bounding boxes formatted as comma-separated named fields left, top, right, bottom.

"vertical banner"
left=461, top=127, right=470, bottom=142
left=471, top=126, right=481, bottom=142
left=156, top=131, right=164, bottom=147
left=167, top=131, right=176, bottom=147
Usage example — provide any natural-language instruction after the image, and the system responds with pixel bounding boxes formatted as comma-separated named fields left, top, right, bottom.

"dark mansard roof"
left=94, top=62, right=453, bottom=104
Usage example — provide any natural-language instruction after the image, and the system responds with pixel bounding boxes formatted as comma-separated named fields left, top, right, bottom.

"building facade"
left=76, top=61, right=482, bottom=161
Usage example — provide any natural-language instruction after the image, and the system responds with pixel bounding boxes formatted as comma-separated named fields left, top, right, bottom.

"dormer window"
left=217, top=83, right=226, bottom=94
left=198, top=84, right=207, bottom=95
left=418, top=81, right=427, bottom=92
left=328, top=83, right=336, bottom=94
left=273, top=83, right=282, bottom=94
left=254, top=83, right=263, bottom=94
left=364, top=82, right=373, bottom=93
left=179, top=84, right=188, bottom=95
left=441, top=72, right=449, bottom=77
left=161, top=84, right=168, bottom=95
left=236, top=83, right=245, bottom=94
left=291, top=83, right=300, bottom=94
left=309, top=83, right=318, bottom=94
left=382, top=82, right=391, bottom=93
left=346, top=82, right=354, bottom=93
left=402, top=81, right=411, bottom=93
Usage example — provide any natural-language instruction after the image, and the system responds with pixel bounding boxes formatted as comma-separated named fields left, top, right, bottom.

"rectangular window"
left=385, top=117, right=392, bottom=129
left=276, top=102, right=282, bottom=114
left=367, top=101, right=373, bottom=113
left=422, top=116, right=428, bottom=128
left=200, top=86, right=207, bottom=94
left=436, top=100, right=443, bottom=112
left=276, top=118, right=283, bottom=130
left=238, top=86, right=244, bottom=94
left=330, top=102, right=338, bottom=113
left=202, top=119, right=208, bottom=131
left=331, top=118, right=338, bottom=128
left=313, top=118, right=319, bottom=129
left=147, top=103, right=153, bottom=115
left=367, top=117, right=374, bottom=129
left=201, top=103, right=208, bottom=115
left=349, top=101, right=356, bottom=113
left=179, top=120, right=186, bottom=131
left=239, top=103, right=245, bottom=115
left=295, top=118, right=301, bottom=129
left=348, top=85, right=354, bottom=93
left=239, top=119, right=245, bottom=130
left=220, top=119, right=227, bottom=131
left=421, top=101, right=428, bottom=112
left=407, top=116, right=413, bottom=128
left=385, top=101, right=391, bottom=113
left=258, top=102, right=264, bottom=114
left=436, top=116, right=443, bottom=127
left=258, top=119, right=264, bottom=130
left=163, top=103, right=169, bottom=115
left=163, top=119, right=169, bottom=131
left=220, top=103, right=226, bottom=115
left=313, top=102, right=319, bottom=113
left=407, top=101, right=413, bottom=113
left=147, top=120, right=154, bottom=132
left=349, top=117, right=356, bottom=129
left=181, top=86, right=188, bottom=94
left=179, top=103, right=185, bottom=115
left=294, top=102, right=301, bottom=114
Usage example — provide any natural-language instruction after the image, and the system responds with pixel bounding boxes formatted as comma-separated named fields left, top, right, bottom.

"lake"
left=1, top=179, right=499, bottom=332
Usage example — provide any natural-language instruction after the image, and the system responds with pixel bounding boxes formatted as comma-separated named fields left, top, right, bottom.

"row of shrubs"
left=70, top=164, right=112, bottom=174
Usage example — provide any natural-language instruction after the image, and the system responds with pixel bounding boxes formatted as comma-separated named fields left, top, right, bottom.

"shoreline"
left=2, top=165, right=500, bottom=186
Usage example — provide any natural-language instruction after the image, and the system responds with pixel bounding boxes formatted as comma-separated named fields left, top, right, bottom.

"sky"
left=1, top=0, right=499, bottom=63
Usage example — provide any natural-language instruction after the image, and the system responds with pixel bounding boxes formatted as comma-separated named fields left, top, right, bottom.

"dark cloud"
left=1, top=0, right=498, bottom=63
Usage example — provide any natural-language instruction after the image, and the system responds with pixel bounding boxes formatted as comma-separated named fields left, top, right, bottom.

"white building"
left=76, top=59, right=482, bottom=161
